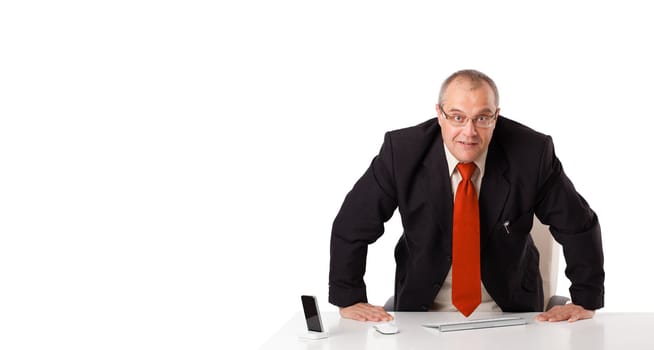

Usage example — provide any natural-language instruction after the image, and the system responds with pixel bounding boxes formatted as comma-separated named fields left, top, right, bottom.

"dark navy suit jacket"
left=329, top=117, right=604, bottom=312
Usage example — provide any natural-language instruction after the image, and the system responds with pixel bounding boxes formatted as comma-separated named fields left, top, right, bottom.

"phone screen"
left=301, top=295, right=323, bottom=332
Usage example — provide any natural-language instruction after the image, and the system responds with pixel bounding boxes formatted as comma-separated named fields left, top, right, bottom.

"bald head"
left=438, top=69, right=499, bottom=108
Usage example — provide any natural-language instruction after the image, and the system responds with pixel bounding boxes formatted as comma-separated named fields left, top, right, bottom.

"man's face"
left=437, top=78, right=499, bottom=163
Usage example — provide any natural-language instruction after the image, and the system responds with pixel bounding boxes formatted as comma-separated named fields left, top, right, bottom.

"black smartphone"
left=301, top=295, right=324, bottom=332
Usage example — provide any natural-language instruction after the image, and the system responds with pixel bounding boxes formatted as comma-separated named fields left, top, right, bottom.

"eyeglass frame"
left=437, top=104, right=499, bottom=128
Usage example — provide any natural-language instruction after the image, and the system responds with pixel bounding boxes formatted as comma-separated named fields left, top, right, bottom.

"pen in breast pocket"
left=503, top=221, right=510, bottom=234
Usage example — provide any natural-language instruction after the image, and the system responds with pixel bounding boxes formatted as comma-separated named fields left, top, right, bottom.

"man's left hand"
left=535, top=303, right=595, bottom=322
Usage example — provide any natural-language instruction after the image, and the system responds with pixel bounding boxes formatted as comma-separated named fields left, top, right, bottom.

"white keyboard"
left=422, top=316, right=527, bottom=332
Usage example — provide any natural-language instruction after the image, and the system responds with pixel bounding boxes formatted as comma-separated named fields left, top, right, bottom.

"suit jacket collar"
left=479, top=135, right=510, bottom=248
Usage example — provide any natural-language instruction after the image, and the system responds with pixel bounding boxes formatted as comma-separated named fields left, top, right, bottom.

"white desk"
left=261, top=311, right=653, bottom=349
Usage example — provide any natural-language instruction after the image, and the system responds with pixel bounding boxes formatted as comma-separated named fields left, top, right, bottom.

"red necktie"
left=452, top=162, right=481, bottom=317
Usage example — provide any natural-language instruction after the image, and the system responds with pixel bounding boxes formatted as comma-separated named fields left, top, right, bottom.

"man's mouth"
left=457, top=140, right=478, bottom=146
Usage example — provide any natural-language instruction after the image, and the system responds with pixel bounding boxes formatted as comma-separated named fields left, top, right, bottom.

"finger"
left=351, top=310, right=372, bottom=321
left=543, top=310, right=570, bottom=322
left=341, top=303, right=394, bottom=322
left=547, top=315, right=567, bottom=322
left=536, top=311, right=559, bottom=321
left=370, top=311, right=392, bottom=322
left=339, top=308, right=358, bottom=321
left=340, top=306, right=370, bottom=321
left=352, top=306, right=384, bottom=321
left=359, top=305, right=392, bottom=321
left=370, top=305, right=394, bottom=320
left=570, top=310, right=594, bottom=322
left=354, top=305, right=379, bottom=319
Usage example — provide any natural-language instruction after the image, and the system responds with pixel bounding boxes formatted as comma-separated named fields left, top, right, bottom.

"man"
left=328, top=69, right=604, bottom=323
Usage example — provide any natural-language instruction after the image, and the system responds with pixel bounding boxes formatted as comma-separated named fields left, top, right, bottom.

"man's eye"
left=477, top=115, right=489, bottom=122
left=453, top=115, right=465, bottom=122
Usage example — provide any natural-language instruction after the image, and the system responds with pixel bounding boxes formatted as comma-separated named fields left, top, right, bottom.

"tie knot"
left=457, top=162, right=477, bottom=181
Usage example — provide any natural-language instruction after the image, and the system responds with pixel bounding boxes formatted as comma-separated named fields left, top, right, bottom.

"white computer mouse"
left=373, top=323, right=399, bottom=334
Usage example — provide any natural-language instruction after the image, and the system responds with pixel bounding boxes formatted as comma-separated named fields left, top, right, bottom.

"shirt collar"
left=442, top=142, right=488, bottom=179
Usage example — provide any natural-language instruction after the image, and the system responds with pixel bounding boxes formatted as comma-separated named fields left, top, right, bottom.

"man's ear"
left=436, top=104, right=443, bottom=126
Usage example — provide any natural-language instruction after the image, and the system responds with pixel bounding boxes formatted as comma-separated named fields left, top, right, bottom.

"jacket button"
left=421, top=305, right=428, bottom=311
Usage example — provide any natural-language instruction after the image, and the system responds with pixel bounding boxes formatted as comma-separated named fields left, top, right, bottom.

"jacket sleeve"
left=534, top=136, right=605, bottom=310
left=328, top=132, right=399, bottom=307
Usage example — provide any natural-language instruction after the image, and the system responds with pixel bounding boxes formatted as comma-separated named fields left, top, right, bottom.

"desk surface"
left=261, top=311, right=653, bottom=349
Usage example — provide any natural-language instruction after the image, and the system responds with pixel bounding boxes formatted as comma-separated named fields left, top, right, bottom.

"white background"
left=1, top=1, right=653, bottom=349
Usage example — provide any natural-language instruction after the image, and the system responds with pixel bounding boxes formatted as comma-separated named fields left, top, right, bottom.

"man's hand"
left=535, top=303, right=595, bottom=322
left=339, top=302, right=394, bottom=322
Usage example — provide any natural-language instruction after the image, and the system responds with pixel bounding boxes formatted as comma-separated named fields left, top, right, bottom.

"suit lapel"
left=421, top=131, right=454, bottom=243
left=479, top=140, right=510, bottom=248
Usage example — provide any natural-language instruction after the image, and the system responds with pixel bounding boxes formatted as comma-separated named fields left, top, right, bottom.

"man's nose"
left=461, top=118, right=478, bottom=136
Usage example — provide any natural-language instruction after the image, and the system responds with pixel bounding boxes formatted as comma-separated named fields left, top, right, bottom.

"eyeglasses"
left=438, top=105, right=498, bottom=128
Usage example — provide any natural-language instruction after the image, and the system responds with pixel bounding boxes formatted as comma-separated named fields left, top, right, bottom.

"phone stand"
left=298, top=331, right=329, bottom=340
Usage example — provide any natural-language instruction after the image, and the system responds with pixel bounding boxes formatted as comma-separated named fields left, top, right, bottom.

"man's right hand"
left=339, top=302, right=394, bottom=322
